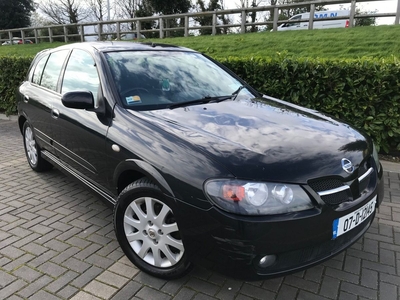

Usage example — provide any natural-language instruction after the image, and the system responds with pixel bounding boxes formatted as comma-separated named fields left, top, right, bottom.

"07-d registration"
left=332, top=196, right=377, bottom=239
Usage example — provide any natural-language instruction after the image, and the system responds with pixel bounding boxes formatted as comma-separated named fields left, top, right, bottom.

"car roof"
left=47, top=41, right=197, bottom=54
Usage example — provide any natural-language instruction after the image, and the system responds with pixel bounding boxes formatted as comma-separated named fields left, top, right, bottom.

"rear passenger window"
left=40, top=50, right=69, bottom=91
left=32, top=55, right=49, bottom=85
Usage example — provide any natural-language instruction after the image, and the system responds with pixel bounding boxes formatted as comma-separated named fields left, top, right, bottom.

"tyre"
left=114, top=178, right=192, bottom=279
left=23, top=121, right=53, bottom=172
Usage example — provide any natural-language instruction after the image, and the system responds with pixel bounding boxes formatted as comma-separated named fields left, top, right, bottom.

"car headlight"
left=204, top=179, right=313, bottom=215
left=372, top=144, right=381, bottom=173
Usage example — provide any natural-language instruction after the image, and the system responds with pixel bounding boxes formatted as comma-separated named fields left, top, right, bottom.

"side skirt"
left=41, top=150, right=116, bottom=207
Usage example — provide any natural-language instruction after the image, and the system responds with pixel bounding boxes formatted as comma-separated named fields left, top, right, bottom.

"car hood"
left=137, top=97, right=371, bottom=183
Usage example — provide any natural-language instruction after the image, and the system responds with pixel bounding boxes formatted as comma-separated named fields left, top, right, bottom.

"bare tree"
left=88, top=0, right=109, bottom=21
left=115, top=0, right=140, bottom=19
left=40, top=0, right=88, bottom=24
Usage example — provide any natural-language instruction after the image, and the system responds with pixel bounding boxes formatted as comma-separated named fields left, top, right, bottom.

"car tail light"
left=345, top=20, right=349, bottom=28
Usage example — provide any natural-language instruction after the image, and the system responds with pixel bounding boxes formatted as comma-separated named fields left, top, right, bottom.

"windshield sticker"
left=162, top=79, right=171, bottom=91
left=126, top=95, right=142, bottom=104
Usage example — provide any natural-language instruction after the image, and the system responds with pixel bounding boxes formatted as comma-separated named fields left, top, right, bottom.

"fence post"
left=212, top=11, right=217, bottom=35
left=309, top=4, right=315, bottom=29
left=273, top=7, right=279, bottom=31
left=395, top=0, right=400, bottom=24
left=97, top=23, right=102, bottom=41
left=63, top=25, right=68, bottom=43
left=241, top=10, right=246, bottom=33
left=159, top=17, right=164, bottom=39
left=8, top=31, right=12, bottom=43
left=184, top=16, right=189, bottom=37
left=48, top=27, right=53, bottom=43
left=137, top=21, right=141, bottom=40
left=80, top=25, right=84, bottom=42
left=21, top=30, right=25, bottom=41
left=34, top=28, right=38, bottom=44
left=116, top=22, right=120, bottom=40
left=349, top=0, right=356, bottom=27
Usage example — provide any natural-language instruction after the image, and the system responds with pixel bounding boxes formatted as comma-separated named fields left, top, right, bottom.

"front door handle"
left=24, top=95, right=29, bottom=103
left=51, top=108, right=60, bottom=119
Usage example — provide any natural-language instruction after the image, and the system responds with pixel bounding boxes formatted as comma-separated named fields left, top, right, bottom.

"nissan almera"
left=17, top=42, right=384, bottom=280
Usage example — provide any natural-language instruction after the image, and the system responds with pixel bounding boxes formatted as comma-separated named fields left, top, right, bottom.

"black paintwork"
left=17, top=42, right=384, bottom=280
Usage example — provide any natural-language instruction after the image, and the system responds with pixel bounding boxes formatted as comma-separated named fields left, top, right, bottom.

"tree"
left=194, top=0, right=229, bottom=35
left=39, top=0, right=89, bottom=41
left=147, top=0, right=192, bottom=15
left=0, top=0, right=35, bottom=30
left=146, top=0, right=192, bottom=37
left=39, top=0, right=88, bottom=25
left=355, top=8, right=377, bottom=26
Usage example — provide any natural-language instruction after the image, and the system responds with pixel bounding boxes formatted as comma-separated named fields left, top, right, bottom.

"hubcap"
left=123, top=197, right=184, bottom=268
left=25, top=126, right=38, bottom=166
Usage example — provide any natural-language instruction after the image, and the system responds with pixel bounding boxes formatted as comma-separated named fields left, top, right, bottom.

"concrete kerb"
left=0, top=113, right=18, bottom=121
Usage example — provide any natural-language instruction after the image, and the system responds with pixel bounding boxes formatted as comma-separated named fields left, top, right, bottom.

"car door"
left=51, top=48, right=111, bottom=190
left=19, top=50, right=70, bottom=154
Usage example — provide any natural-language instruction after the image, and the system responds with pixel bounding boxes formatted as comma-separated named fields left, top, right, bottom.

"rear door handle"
left=51, top=108, right=60, bottom=119
left=24, top=95, right=29, bottom=102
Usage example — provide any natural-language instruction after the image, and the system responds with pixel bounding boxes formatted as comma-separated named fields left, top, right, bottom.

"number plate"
left=332, top=196, right=377, bottom=239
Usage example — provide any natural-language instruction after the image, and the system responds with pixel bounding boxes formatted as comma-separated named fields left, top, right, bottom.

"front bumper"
left=174, top=169, right=384, bottom=280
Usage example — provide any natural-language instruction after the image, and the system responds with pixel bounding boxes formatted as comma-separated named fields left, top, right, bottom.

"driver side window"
left=61, top=49, right=100, bottom=102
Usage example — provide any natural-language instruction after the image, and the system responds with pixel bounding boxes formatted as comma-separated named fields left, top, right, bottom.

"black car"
left=17, top=42, right=384, bottom=280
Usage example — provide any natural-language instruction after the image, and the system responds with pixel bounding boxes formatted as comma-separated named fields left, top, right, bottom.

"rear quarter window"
left=31, top=54, right=49, bottom=85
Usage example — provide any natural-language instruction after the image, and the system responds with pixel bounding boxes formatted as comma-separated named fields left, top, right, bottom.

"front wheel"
left=23, top=122, right=53, bottom=172
left=114, top=178, right=192, bottom=279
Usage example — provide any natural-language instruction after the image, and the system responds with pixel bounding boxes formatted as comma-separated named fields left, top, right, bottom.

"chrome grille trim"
left=318, top=185, right=350, bottom=196
left=358, top=167, right=373, bottom=183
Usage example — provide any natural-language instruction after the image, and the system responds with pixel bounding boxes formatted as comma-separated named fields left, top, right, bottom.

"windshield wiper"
left=167, top=86, right=245, bottom=109
left=231, top=85, right=245, bottom=101
left=168, top=95, right=232, bottom=109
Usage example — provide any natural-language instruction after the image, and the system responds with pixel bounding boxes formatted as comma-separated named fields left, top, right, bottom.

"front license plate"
left=332, top=196, right=377, bottom=239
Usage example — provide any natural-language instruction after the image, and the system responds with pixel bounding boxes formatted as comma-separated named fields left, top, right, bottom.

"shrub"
left=221, top=56, right=400, bottom=152
left=0, top=55, right=32, bottom=115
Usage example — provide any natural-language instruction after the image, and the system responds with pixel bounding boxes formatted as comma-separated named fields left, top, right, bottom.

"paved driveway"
left=0, top=119, right=399, bottom=300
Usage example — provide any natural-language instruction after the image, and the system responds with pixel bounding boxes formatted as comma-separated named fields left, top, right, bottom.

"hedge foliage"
left=1, top=54, right=399, bottom=152
left=0, top=56, right=32, bottom=116
left=221, top=56, right=400, bottom=152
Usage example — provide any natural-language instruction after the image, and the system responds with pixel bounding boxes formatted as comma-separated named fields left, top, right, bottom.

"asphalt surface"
left=1, top=119, right=399, bottom=300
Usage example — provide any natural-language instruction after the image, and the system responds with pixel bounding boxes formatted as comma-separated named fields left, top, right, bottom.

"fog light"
left=258, top=255, right=276, bottom=268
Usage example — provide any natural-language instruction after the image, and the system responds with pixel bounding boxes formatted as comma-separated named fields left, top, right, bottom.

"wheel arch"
left=18, top=115, right=27, bottom=135
left=114, top=159, right=175, bottom=198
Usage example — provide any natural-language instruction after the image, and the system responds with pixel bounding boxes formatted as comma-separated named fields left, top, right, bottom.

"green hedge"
left=0, top=56, right=32, bottom=115
left=221, top=56, right=400, bottom=152
left=1, top=55, right=399, bottom=152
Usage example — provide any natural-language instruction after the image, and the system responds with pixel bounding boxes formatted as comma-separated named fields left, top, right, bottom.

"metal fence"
left=1, top=0, right=399, bottom=44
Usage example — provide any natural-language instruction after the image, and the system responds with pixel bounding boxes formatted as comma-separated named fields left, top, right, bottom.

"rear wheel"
left=114, top=178, right=192, bottom=279
left=23, top=122, right=53, bottom=172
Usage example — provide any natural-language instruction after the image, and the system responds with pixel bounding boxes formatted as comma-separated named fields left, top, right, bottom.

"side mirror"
left=62, top=91, right=94, bottom=110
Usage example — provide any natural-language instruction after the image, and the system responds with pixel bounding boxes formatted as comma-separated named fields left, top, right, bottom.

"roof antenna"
left=151, top=42, right=156, bottom=48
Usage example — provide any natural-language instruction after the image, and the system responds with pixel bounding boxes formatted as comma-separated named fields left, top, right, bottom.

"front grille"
left=308, top=158, right=376, bottom=207
left=321, top=190, right=351, bottom=206
left=308, top=178, right=344, bottom=192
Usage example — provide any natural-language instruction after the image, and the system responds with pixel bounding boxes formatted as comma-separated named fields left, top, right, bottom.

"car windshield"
left=104, top=50, right=253, bottom=110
